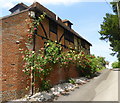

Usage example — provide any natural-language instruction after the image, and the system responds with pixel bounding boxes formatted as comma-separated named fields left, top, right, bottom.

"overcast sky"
left=0, top=0, right=118, bottom=67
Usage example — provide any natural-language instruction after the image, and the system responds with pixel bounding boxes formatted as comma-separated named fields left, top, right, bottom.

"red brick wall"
left=1, top=11, right=31, bottom=101
left=1, top=11, right=80, bottom=101
left=0, top=17, right=2, bottom=102
left=47, top=64, right=79, bottom=85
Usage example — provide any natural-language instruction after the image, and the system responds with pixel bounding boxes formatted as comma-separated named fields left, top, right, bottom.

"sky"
left=0, top=0, right=118, bottom=68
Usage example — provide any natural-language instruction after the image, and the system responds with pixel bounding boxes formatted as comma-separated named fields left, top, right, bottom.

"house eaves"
left=29, top=2, right=92, bottom=46
left=1, top=2, right=92, bottom=46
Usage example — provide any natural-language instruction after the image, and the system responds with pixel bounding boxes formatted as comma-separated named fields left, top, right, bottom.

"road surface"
left=56, top=69, right=119, bottom=101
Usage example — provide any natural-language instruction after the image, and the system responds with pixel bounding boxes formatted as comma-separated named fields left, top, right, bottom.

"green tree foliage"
left=99, top=13, right=120, bottom=61
left=112, top=61, right=120, bottom=68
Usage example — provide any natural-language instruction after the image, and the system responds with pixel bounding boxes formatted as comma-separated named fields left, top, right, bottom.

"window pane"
left=49, top=20, right=57, bottom=34
left=64, top=30, right=74, bottom=43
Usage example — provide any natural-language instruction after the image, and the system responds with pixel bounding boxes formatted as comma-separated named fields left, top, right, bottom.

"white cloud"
left=37, top=0, right=81, bottom=5
left=0, top=0, right=33, bottom=9
left=2, top=2, right=14, bottom=9
left=0, top=0, right=114, bottom=9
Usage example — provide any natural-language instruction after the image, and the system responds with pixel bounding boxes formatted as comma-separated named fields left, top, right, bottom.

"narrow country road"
left=56, top=69, right=119, bottom=101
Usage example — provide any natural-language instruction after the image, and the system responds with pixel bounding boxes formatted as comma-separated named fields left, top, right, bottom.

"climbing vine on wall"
left=19, top=12, right=107, bottom=91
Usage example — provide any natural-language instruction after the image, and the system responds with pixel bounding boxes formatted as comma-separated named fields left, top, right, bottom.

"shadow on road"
left=94, top=72, right=101, bottom=77
left=89, top=72, right=101, bottom=79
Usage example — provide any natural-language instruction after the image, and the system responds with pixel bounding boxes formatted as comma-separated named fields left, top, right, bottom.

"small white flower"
left=31, top=67, right=34, bottom=70
left=32, top=51, right=35, bottom=53
left=22, top=70, right=25, bottom=72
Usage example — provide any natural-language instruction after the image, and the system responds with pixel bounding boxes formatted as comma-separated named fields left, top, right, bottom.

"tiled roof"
left=1, top=2, right=92, bottom=46
left=29, top=2, right=92, bottom=46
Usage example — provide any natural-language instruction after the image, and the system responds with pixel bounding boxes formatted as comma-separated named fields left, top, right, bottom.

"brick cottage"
left=0, top=2, right=92, bottom=101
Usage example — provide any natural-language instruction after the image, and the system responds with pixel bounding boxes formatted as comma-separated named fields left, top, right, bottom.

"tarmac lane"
left=56, top=69, right=119, bottom=102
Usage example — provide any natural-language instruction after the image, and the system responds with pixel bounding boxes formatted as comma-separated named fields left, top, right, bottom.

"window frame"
left=49, top=20, right=58, bottom=34
left=64, top=30, right=74, bottom=43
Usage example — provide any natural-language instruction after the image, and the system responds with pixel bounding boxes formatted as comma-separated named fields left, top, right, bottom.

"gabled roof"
left=1, top=2, right=92, bottom=46
left=9, top=3, right=28, bottom=13
left=29, top=2, right=92, bottom=46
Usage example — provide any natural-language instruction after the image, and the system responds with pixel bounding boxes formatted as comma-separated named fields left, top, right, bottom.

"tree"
left=112, top=61, right=120, bottom=68
left=99, top=13, right=120, bottom=62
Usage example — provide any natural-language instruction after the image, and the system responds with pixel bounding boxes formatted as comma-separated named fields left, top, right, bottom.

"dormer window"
left=9, top=3, right=28, bottom=14
left=62, top=19, right=73, bottom=29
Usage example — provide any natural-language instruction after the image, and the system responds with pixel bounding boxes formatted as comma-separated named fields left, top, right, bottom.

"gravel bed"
left=10, top=77, right=90, bottom=102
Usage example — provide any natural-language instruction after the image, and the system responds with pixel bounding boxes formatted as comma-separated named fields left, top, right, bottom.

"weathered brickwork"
left=47, top=64, right=79, bottom=85
left=1, top=11, right=31, bottom=101
left=0, top=18, right=2, bottom=102
left=0, top=2, right=92, bottom=101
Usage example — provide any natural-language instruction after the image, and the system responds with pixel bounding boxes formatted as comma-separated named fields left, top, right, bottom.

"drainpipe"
left=29, top=10, right=36, bottom=96
left=31, top=27, right=36, bottom=96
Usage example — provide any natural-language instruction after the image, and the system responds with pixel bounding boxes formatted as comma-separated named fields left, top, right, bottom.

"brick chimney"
left=9, top=3, right=28, bottom=14
left=62, top=19, right=73, bottom=29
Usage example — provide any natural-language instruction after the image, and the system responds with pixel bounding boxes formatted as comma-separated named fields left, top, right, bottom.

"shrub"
left=21, top=13, right=107, bottom=91
left=68, top=78, right=76, bottom=84
left=21, top=40, right=106, bottom=90
left=112, top=61, right=120, bottom=68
